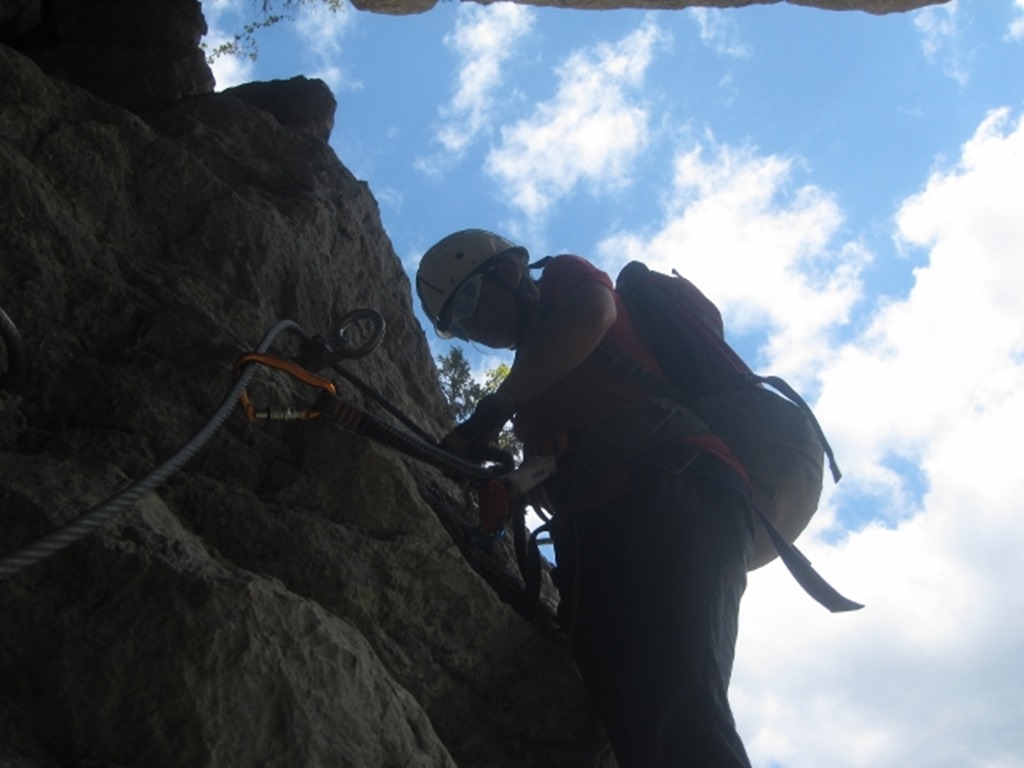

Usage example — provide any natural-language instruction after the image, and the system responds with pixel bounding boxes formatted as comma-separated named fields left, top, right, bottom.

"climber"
left=416, top=229, right=755, bottom=768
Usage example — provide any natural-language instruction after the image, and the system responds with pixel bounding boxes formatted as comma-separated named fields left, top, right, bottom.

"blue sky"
left=202, top=1, right=1024, bottom=766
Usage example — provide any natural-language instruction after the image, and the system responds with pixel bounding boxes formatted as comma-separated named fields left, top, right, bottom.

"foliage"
left=202, top=0, right=345, bottom=63
left=436, top=347, right=520, bottom=455
left=482, top=361, right=512, bottom=395
left=202, top=14, right=285, bottom=62
left=436, top=346, right=486, bottom=422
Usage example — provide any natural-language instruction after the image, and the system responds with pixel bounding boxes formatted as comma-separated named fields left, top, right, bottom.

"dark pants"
left=554, top=448, right=755, bottom=768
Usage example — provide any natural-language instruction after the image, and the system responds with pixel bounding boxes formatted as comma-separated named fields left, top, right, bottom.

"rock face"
left=0, top=27, right=598, bottom=768
left=2, top=0, right=214, bottom=113
left=351, top=0, right=945, bottom=16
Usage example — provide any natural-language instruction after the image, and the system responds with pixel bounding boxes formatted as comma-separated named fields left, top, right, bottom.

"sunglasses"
left=440, top=272, right=485, bottom=340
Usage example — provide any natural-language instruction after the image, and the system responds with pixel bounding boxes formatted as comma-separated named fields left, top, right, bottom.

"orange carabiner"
left=235, top=353, right=338, bottom=422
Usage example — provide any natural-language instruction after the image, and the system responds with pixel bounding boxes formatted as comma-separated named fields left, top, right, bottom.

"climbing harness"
left=0, top=311, right=551, bottom=580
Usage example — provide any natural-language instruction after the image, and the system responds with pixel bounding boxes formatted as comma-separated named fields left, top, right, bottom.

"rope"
left=290, top=316, right=440, bottom=445
left=317, top=392, right=496, bottom=482
left=326, top=360, right=439, bottom=444
left=0, top=319, right=303, bottom=579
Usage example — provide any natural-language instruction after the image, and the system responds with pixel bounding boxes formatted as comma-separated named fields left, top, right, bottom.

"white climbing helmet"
left=416, top=229, right=528, bottom=336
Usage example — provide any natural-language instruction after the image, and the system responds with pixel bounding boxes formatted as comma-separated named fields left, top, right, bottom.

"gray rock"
left=0, top=41, right=601, bottom=768
left=9, top=0, right=213, bottom=112
left=224, top=77, right=338, bottom=144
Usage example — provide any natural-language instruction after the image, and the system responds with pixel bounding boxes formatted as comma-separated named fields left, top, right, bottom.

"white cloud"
left=913, top=0, right=970, bottom=85
left=446, top=4, right=534, bottom=154
left=817, top=107, right=1024, bottom=509
left=1009, top=0, right=1024, bottom=40
left=689, top=8, right=751, bottom=58
left=590, top=106, right=1024, bottom=767
left=415, top=3, right=534, bottom=176
left=294, top=2, right=357, bottom=92
left=597, top=135, right=867, bottom=388
left=485, top=20, right=669, bottom=221
left=209, top=48, right=256, bottom=91
left=730, top=108, right=1024, bottom=768
left=373, top=186, right=405, bottom=215
left=200, top=0, right=354, bottom=91
left=201, top=0, right=256, bottom=90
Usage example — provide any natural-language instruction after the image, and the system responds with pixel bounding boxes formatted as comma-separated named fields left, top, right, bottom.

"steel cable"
left=0, top=307, right=27, bottom=392
left=0, top=319, right=304, bottom=579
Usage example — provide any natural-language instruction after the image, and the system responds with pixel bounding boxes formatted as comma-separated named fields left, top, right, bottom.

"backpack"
left=594, top=261, right=861, bottom=612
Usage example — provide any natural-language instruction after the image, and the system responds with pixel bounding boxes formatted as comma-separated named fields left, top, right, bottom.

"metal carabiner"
left=235, top=353, right=338, bottom=422
left=331, top=309, right=385, bottom=361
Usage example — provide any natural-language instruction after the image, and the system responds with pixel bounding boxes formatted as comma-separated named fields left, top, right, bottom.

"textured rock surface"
left=3, top=0, right=214, bottom=112
left=0, top=41, right=600, bottom=768
left=224, top=77, right=338, bottom=143
left=351, top=0, right=946, bottom=16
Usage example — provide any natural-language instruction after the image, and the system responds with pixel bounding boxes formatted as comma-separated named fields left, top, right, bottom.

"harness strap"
left=593, top=345, right=842, bottom=483
left=754, top=374, right=841, bottom=483
left=590, top=343, right=863, bottom=613
left=569, top=397, right=710, bottom=483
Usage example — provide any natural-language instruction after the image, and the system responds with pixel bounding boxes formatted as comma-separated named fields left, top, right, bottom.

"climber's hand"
left=442, top=393, right=516, bottom=463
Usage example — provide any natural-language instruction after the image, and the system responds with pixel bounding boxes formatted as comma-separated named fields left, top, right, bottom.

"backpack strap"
left=592, top=344, right=841, bottom=484
left=591, top=343, right=690, bottom=403
left=752, top=504, right=863, bottom=612
left=753, top=374, right=841, bottom=483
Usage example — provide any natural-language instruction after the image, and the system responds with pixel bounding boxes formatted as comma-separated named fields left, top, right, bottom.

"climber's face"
left=440, top=259, right=523, bottom=349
